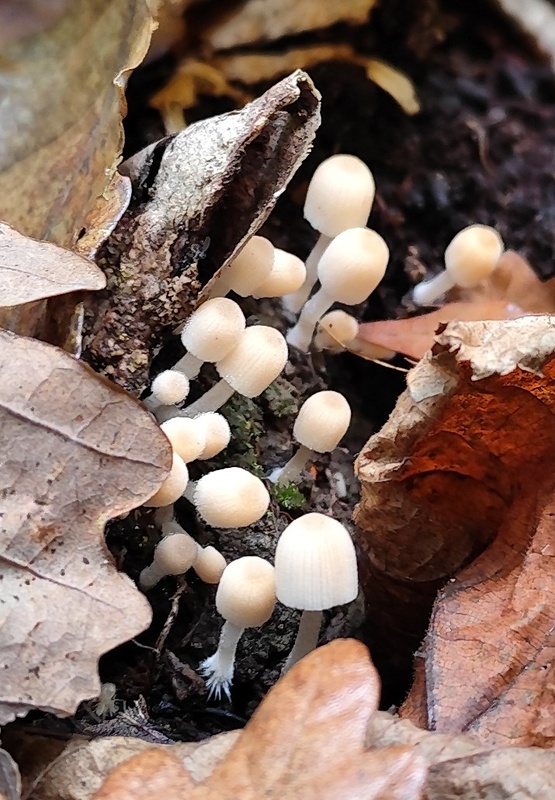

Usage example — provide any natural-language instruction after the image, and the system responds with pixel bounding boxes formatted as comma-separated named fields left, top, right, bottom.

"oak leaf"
left=356, top=315, right=555, bottom=747
left=0, top=330, right=171, bottom=724
left=93, top=640, right=427, bottom=800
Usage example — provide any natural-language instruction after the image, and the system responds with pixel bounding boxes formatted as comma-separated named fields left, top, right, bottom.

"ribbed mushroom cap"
left=144, top=453, right=189, bottom=507
left=275, top=513, right=358, bottom=610
left=293, top=391, right=351, bottom=452
left=194, top=546, right=227, bottom=583
left=445, top=224, right=504, bottom=287
left=180, top=298, right=246, bottom=362
left=151, top=370, right=190, bottom=405
left=193, top=467, right=270, bottom=528
left=194, top=412, right=231, bottom=460
left=216, top=556, right=276, bottom=628
left=253, top=248, right=306, bottom=298
left=216, top=326, right=288, bottom=398
left=304, top=154, right=376, bottom=238
left=221, top=236, right=275, bottom=296
left=317, top=228, right=389, bottom=305
left=160, top=417, right=206, bottom=463
left=314, top=310, right=359, bottom=351
left=153, top=532, right=199, bottom=575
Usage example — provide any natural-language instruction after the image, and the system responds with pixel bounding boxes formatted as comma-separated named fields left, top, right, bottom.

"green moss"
left=263, top=378, right=299, bottom=418
left=210, top=393, right=265, bottom=476
left=272, top=481, right=306, bottom=511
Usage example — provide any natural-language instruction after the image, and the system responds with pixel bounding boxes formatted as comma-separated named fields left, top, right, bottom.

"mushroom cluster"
left=134, top=149, right=505, bottom=702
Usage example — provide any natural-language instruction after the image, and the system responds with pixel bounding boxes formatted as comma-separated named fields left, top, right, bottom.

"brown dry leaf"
left=0, top=329, right=171, bottom=724
left=0, top=0, right=154, bottom=338
left=0, top=749, right=20, bottom=800
left=83, top=71, right=320, bottom=393
left=358, top=299, right=521, bottom=361
left=356, top=315, right=555, bottom=747
left=203, top=0, right=377, bottom=50
left=0, top=221, right=105, bottom=307
left=93, top=640, right=427, bottom=800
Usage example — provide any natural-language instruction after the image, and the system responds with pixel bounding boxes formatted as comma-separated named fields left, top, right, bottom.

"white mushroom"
left=144, top=370, right=190, bottom=411
left=160, top=417, right=206, bottom=463
left=275, top=513, right=358, bottom=673
left=284, top=155, right=376, bottom=313
left=313, top=310, right=396, bottom=360
left=413, top=224, right=504, bottom=306
left=139, top=532, right=199, bottom=590
left=174, top=298, right=246, bottom=379
left=193, top=412, right=231, bottom=460
left=199, top=556, right=276, bottom=699
left=206, top=236, right=275, bottom=299
left=286, top=228, right=389, bottom=352
left=143, top=453, right=189, bottom=507
left=272, top=391, right=351, bottom=485
left=180, top=326, right=288, bottom=416
left=189, top=466, right=270, bottom=528
left=252, top=248, right=306, bottom=298
left=193, top=546, right=227, bottom=584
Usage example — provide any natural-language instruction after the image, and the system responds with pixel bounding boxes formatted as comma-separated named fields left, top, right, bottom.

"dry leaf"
left=0, top=0, right=153, bottom=337
left=203, top=0, right=377, bottom=50
left=0, top=1, right=68, bottom=48
left=83, top=71, right=320, bottom=393
left=355, top=315, right=555, bottom=747
left=92, top=750, right=194, bottom=800
left=94, top=640, right=427, bottom=800
left=0, top=749, right=20, bottom=800
left=0, top=330, right=171, bottom=724
left=0, top=221, right=105, bottom=307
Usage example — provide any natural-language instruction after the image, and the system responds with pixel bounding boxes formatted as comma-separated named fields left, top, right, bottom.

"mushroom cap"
left=144, top=453, right=189, bottom=507
left=304, top=154, right=376, bottom=238
left=193, top=545, right=227, bottom=583
left=313, top=310, right=359, bottom=351
left=153, top=532, right=199, bottom=575
left=220, top=236, right=275, bottom=296
left=160, top=417, right=206, bottom=463
left=317, top=228, right=389, bottom=305
left=216, top=326, right=288, bottom=398
left=216, top=556, right=276, bottom=628
left=253, top=248, right=306, bottom=298
left=293, top=391, right=351, bottom=452
left=193, top=466, right=270, bottom=527
left=444, top=224, right=504, bottom=287
left=151, top=370, right=190, bottom=405
left=275, top=513, right=358, bottom=610
left=194, top=412, right=231, bottom=460
left=180, top=298, right=246, bottom=362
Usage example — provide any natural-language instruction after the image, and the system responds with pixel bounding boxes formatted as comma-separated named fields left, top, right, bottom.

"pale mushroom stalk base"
left=179, top=379, right=236, bottom=416
left=199, top=620, right=244, bottom=700
left=173, top=351, right=203, bottom=379
left=412, top=269, right=454, bottom=306
left=283, top=234, right=331, bottom=313
left=139, top=563, right=165, bottom=590
left=282, top=609, right=323, bottom=674
left=272, top=445, right=315, bottom=485
left=286, top=288, right=333, bottom=351
left=143, top=395, right=164, bottom=412
left=182, top=481, right=196, bottom=503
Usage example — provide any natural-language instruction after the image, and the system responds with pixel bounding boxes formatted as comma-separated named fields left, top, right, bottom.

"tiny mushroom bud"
left=175, top=298, right=246, bottom=378
left=275, top=513, right=358, bottom=673
left=252, top=248, right=306, bottom=298
left=200, top=556, right=276, bottom=698
left=273, top=391, right=351, bottom=485
left=287, top=228, right=389, bottom=352
left=207, top=236, right=275, bottom=299
left=181, top=326, right=288, bottom=416
left=314, top=309, right=395, bottom=360
left=194, top=412, right=231, bottom=460
left=413, top=224, right=504, bottom=306
left=144, top=453, right=189, bottom=507
left=193, top=545, right=227, bottom=584
left=144, top=370, right=190, bottom=411
left=139, top=532, right=199, bottom=590
left=285, top=155, right=376, bottom=313
left=191, top=466, right=270, bottom=528
left=160, top=417, right=206, bottom=463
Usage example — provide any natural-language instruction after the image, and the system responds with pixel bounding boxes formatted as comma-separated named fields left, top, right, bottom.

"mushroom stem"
left=173, top=351, right=204, bottom=379
left=272, top=444, right=314, bottom=485
left=199, top=620, right=244, bottom=700
left=139, top=562, right=166, bottom=590
left=412, top=269, right=455, bottom=306
left=180, top=379, right=236, bottom=416
left=283, top=234, right=331, bottom=313
left=286, top=288, right=333, bottom=351
left=282, top=610, right=323, bottom=674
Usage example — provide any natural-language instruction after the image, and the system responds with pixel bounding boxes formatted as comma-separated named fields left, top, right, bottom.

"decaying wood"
left=82, top=70, right=320, bottom=393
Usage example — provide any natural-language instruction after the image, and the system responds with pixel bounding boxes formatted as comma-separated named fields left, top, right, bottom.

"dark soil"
left=27, top=0, right=555, bottom=745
